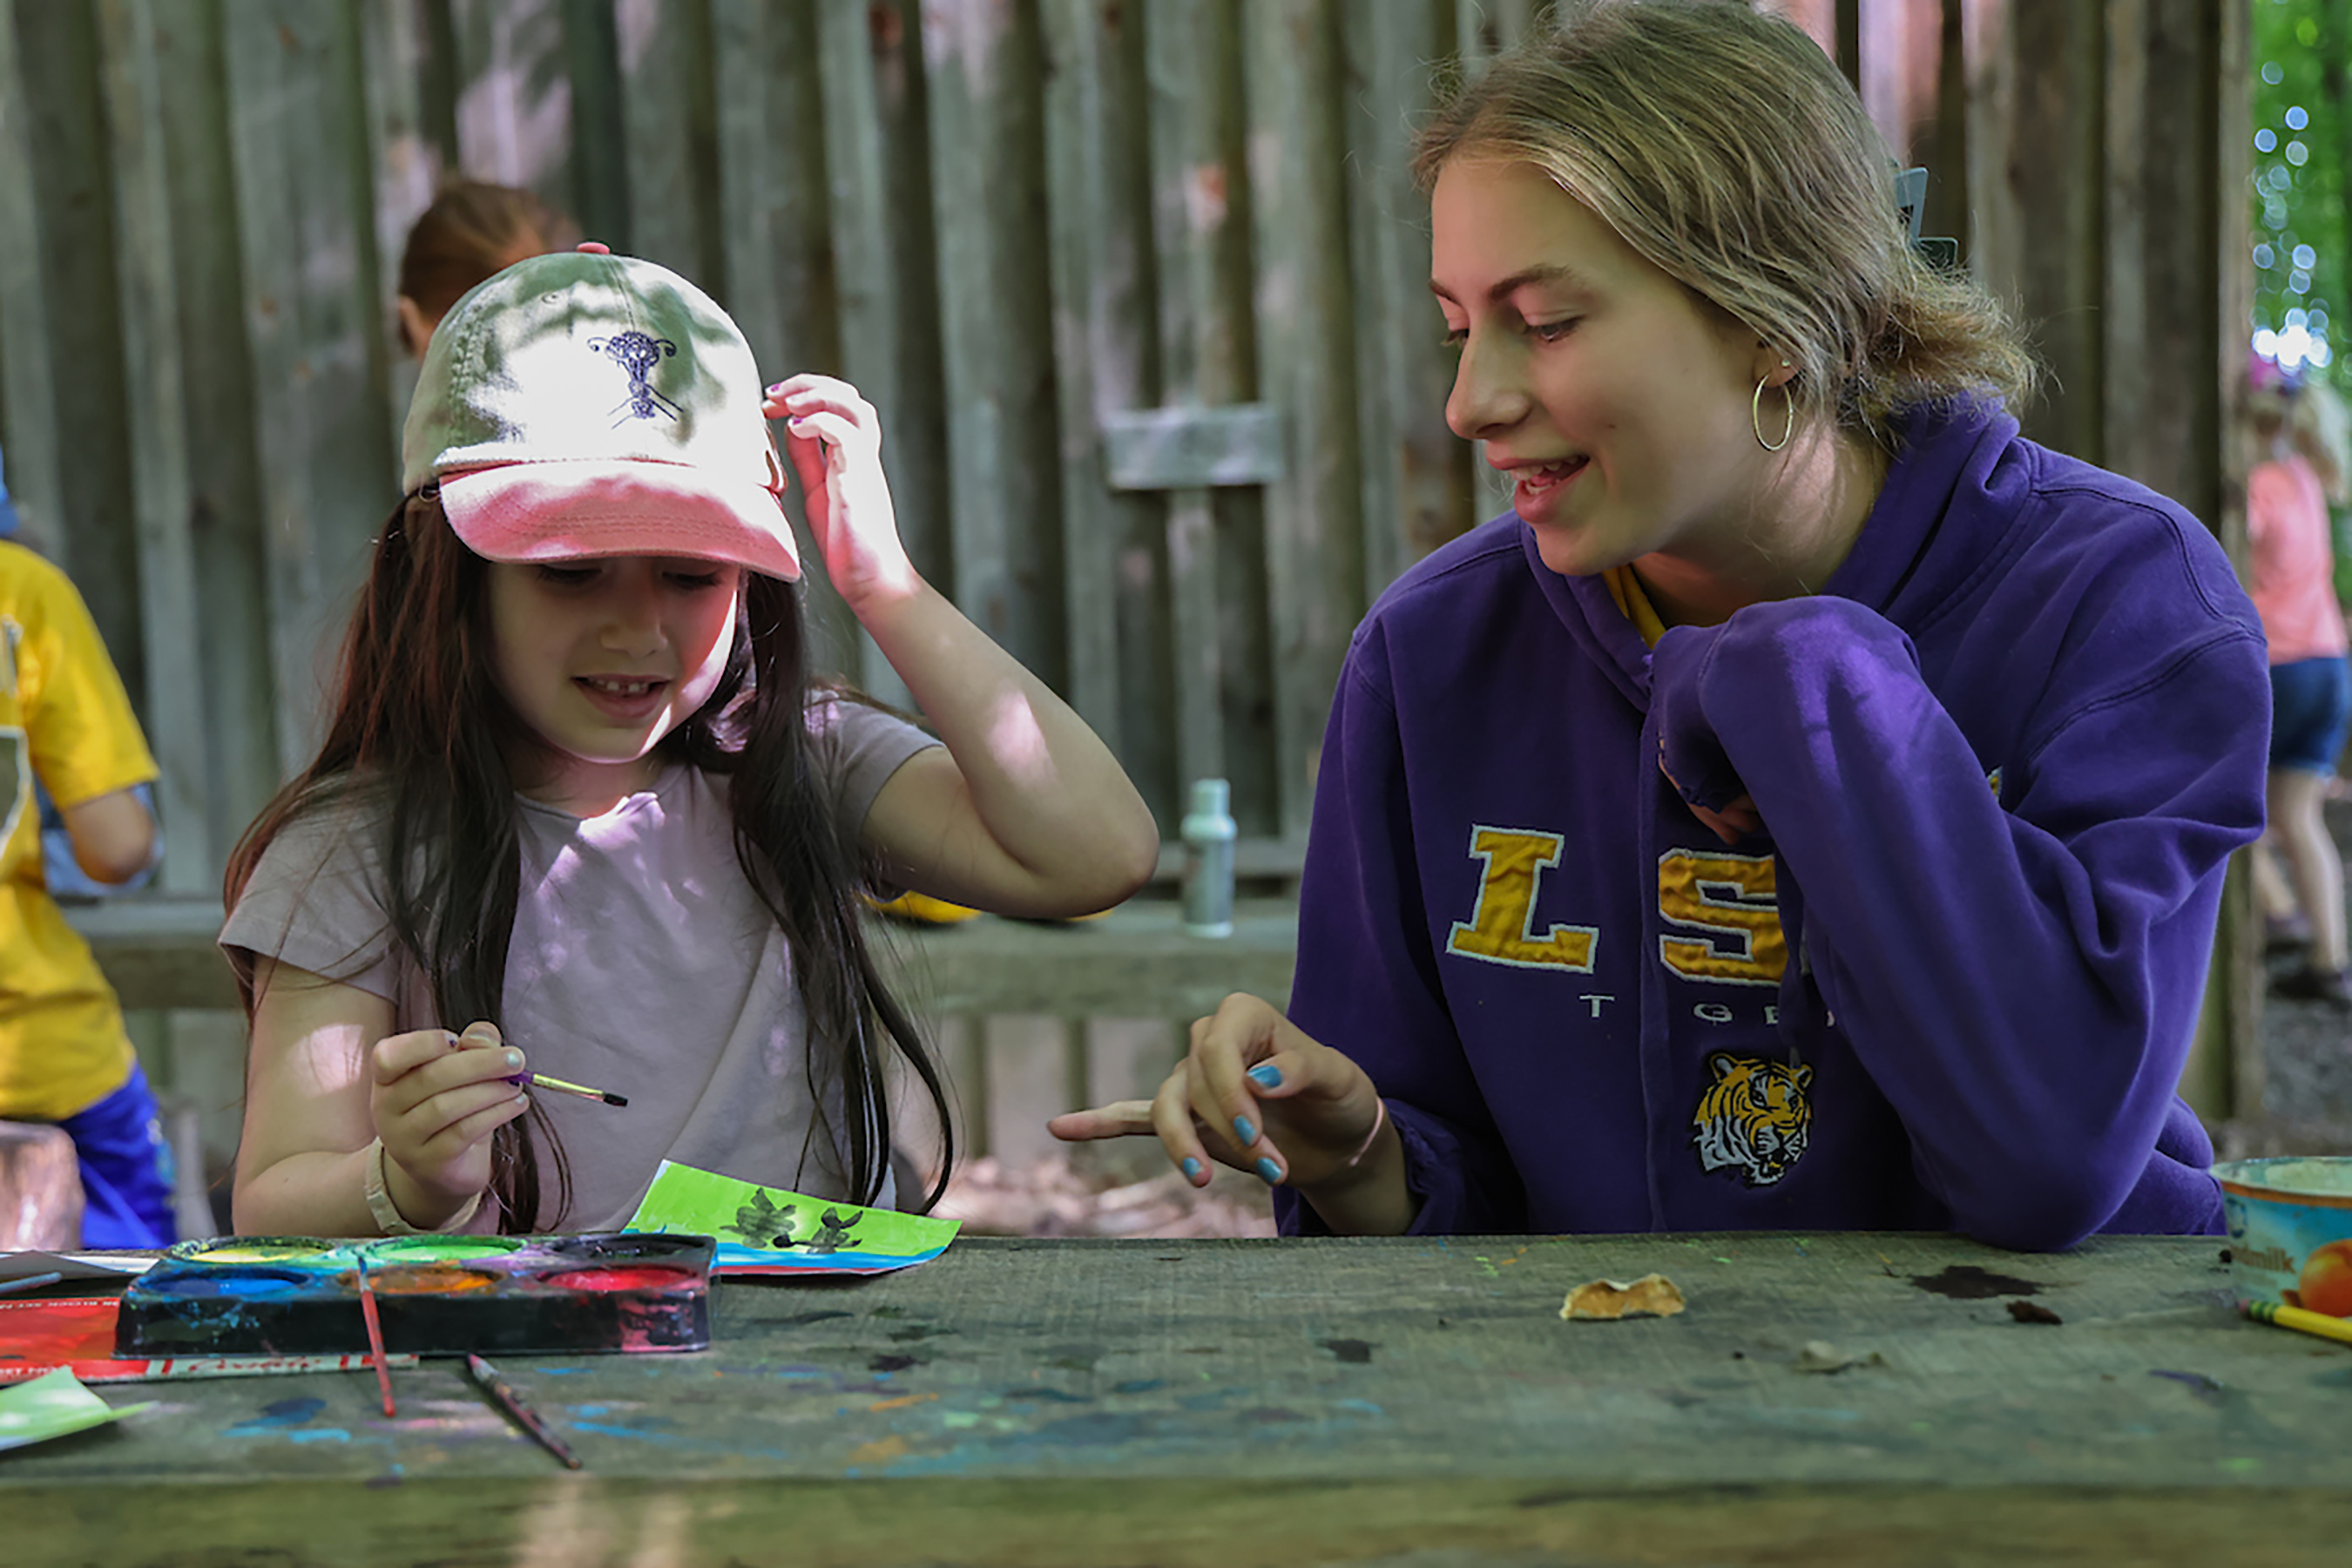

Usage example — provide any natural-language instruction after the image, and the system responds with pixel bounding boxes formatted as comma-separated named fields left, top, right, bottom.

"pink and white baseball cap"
left=399, top=245, right=800, bottom=581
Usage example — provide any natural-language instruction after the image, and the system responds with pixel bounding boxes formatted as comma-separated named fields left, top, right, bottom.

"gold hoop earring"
left=1752, top=373, right=1794, bottom=452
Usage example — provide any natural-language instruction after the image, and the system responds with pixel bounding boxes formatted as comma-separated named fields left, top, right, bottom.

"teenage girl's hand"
left=368, top=1021, right=528, bottom=1225
left=1048, top=993, right=1404, bottom=1213
left=762, top=372, right=919, bottom=613
left=1652, top=621, right=1766, bottom=843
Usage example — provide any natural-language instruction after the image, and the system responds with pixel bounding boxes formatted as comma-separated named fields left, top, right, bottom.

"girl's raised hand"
left=762, top=373, right=918, bottom=612
left=1047, top=993, right=1393, bottom=1198
left=368, top=1021, right=528, bottom=1227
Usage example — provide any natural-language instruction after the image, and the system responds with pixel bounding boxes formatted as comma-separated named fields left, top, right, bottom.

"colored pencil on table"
left=466, top=1353, right=582, bottom=1469
left=507, top=1071, right=629, bottom=1107
left=0, top=1272, right=64, bottom=1298
left=355, top=1258, right=396, bottom=1416
left=2240, top=1298, right=2352, bottom=1348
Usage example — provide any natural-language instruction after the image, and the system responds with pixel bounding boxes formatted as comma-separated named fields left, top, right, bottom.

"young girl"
left=226, top=246, right=1158, bottom=1236
left=2245, top=361, right=2352, bottom=1007
left=1053, top=0, right=2269, bottom=1252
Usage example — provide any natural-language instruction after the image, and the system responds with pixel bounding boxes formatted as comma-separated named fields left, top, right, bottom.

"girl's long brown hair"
left=226, top=492, right=956, bottom=1229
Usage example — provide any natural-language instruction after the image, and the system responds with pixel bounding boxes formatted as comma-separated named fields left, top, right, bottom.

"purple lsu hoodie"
left=1274, top=403, right=2268, bottom=1251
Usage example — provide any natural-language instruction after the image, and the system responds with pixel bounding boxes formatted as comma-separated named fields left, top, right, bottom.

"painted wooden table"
left=12, top=1233, right=2351, bottom=1566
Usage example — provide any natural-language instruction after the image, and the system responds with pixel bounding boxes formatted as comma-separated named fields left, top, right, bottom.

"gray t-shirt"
left=220, top=697, right=939, bottom=1232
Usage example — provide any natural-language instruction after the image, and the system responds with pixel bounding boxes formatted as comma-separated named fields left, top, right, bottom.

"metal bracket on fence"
left=1101, top=404, right=1285, bottom=490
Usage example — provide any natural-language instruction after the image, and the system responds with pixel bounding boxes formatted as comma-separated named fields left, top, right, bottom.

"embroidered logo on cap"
left=588, top=330, right=680, bottom=426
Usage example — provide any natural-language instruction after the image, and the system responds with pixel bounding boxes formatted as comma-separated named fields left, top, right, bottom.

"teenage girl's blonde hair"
left=1412, top=0, right=2037, bottom=443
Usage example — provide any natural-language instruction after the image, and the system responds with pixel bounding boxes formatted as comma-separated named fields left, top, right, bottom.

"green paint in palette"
left=365, top=1236, right=524, bottom=1265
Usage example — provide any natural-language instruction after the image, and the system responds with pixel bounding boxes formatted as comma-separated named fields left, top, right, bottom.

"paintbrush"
left=2241, top=1298, right=2352, bottom=1348
left=355, top=1256, right=396, bottom=1416
left=466, top=1353, right=582, bottom=1469
left=507, top=1071, right=629, bottom=1107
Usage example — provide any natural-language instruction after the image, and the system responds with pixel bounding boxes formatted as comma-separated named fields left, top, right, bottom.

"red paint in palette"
left=542, top=1265, right=694, bottom=1294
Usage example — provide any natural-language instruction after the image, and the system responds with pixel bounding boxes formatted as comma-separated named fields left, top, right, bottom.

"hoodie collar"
left=1524, top=400, right=2019, bottom=713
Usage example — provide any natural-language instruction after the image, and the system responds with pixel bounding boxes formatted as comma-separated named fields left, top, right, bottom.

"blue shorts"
left=2269, top=656, right=2352, bottom=774
left=55, top=1064, right=178, bottom=1248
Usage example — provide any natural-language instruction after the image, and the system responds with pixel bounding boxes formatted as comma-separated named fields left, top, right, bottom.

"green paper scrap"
left=625, top=1160, right=959, bottom=1271
left=0, top=1368, right=153, bottom=1454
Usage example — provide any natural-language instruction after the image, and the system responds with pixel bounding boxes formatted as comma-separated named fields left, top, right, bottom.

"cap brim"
left=438, top=459, right=801, bottom=581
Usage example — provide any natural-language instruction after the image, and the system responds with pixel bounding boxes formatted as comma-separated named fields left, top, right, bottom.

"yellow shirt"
left=0, top=543, right=156, bottom=1119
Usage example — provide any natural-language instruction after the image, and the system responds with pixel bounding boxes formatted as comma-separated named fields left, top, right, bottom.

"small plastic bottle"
left=1179, top=777, right=1237, bottom=938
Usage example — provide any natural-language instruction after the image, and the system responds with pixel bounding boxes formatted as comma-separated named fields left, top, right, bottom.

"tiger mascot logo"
left=1691, top=1052, right=1813, bottom=1187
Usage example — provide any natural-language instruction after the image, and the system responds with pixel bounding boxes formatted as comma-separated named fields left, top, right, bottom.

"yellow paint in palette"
left=185, top=1240, right=341, bottom=1266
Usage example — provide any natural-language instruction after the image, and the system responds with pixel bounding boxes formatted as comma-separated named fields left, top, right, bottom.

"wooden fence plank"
left=95, top=0, right=213, bottom=893
left=1246, top=0, right=1362, bottom=843
left=1450, top=3, right=1519, bottom=530
left=0, top=3, right=64, bottom=560
left=358, top=0, right=444, bottom=462
left=615, top=0, right=721, bottom=292
left=223, top=0, right=401, bottom=774
left=146, top=0, right=280, bottom=876
left=4, top=0, right=145, bottom=694
left=446, top=0, right=578, bottom=209
left=1965, top=0, right=2105, bottom=463
left=708, top=0, right=864, bottom=678
left=1342, top=0, right=1472, bottom=611
left=816, top=0, right=926, bottom=706
left=923, top=0, right=1065, bottom=686
left=1043, top=0, right=1132, bottom=766
left=1146, top=0, right=1261, bottom=818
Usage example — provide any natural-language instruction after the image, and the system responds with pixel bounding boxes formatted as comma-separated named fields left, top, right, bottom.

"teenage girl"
left=226, top=247, right=1158, bottom=1236
left=1053, top=0, right=2269, bottom=1251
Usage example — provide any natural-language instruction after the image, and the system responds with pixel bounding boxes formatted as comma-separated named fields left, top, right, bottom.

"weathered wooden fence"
left=0, top=0, right=2259, bottom=1189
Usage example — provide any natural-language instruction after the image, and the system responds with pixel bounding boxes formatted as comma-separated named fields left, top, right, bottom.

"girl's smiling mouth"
left=574, top=675, right=670, bottom=720
left=1504, top=455, right=1591, bottom=515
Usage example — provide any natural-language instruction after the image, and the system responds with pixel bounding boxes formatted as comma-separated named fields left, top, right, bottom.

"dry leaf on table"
left=1560, top=1273, right=1686, bottom=1321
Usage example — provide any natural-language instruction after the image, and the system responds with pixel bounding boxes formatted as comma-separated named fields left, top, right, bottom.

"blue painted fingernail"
left=1255, top=1158, right=1282, bottom=1185
left=1180, top=1157, right=1204, bottom=1181
left=1233, top=1115, right=1258, bottom=1146
left=1247, top=1063, right=1282, bottom=1089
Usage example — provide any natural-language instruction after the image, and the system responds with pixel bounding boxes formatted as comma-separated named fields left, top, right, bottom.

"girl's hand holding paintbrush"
left=367, top=1020, right=531, bottom=1231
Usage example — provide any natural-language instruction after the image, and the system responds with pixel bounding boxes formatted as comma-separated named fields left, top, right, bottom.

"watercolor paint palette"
left=113, top=1233, right=713, bottom=1359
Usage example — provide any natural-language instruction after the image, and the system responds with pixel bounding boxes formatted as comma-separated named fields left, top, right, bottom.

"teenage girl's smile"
left=485, top=553, right=742, bottom=814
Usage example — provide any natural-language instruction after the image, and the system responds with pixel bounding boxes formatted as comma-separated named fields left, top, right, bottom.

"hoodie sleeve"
left=1273, top=634, right=1527, bottom=1236
left=1662, top=592, right=2266, bottom=1251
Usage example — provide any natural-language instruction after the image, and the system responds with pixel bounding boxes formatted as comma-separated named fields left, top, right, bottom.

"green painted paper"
left=625, top=1160, right=960, bottom=1259
left=0, top=1368, right=153, bottom=1453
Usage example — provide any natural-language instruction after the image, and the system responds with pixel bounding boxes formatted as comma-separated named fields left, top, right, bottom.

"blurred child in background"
left=395, top=179, right=580, bottom=360
left=2247, top=357, right=2352, bottom=1008
left=0, top=454, right=175, bottom=1246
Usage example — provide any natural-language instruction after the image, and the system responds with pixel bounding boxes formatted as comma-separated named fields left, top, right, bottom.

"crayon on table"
left=2241, top=1298, right=2352, bottom=1348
